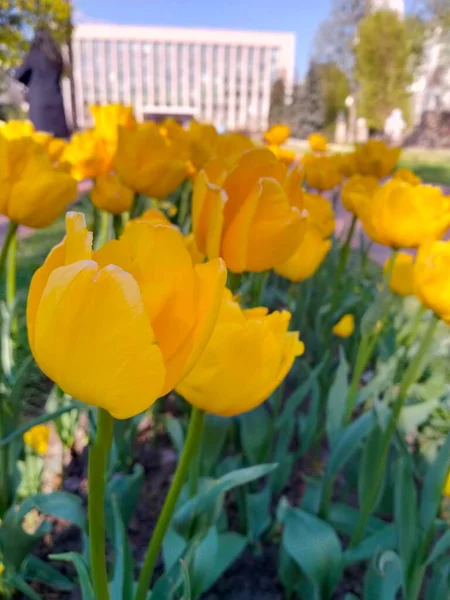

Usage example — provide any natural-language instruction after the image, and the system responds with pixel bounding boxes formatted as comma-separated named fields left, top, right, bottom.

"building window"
left=154, top=43, right=160, bottom=104
left=142, top=44, right=149, bottom=104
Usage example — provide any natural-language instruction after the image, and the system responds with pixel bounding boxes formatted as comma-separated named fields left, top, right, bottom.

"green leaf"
left=165, top=415, right=185, bottom=457
left=9, top=573, right=43, bottom=600
left=283, top=507, right=343, bottom=599
left=420, top=432, right=450, bottom=537
left=358, top=424, right=387, bottom=516
left=20, top=491, right=86, bottom=530
left=425, top=565, right=450, bottom=599
left=298, top=378, right=321, bottom=456
left=201, top=414, right=230, bottom=475
left=49, top=553, right=94, bottom=600
left=110, top=495, right=134, bottom=600
left=173, top=464, right=277, bottom=531
left=427, top=529, right=450, bottom=566
left=239, top=404, right=272, bottom=464
left=163, top=527, right=187, bottom=572
left=269, top=451, right=294, bottom=496
left=394, top=457, right=418, bottom=577
left=190, top=526, right=219, bottom=599
left=246, top=486, right=271, bottom=542
left=21, top=555, right=74, bottom=591
left=344, top=523, right=397, bottom=567
left=325, top=410, right=376, bottom=480
left=363, top=551, right=403, bottom=600
left=277, top=361, right=324, bottom=429
left=201, top=532, right=246, bottom=593
left=329, top=503, right=387, bottom=539
left=106, top=464, right=144, bottom=531
left=326, top=347, right=349, bottom=443
left=0, top=504, right=51, bottom=569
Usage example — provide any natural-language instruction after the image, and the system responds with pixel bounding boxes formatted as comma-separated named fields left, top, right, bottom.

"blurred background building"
left=66, top=24, right=295, bottom=132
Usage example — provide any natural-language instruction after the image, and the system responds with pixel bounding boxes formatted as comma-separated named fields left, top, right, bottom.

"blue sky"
left=74, top=0, right=332, bottom=77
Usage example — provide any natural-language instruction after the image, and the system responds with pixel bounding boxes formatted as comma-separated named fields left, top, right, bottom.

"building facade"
left=66, top=24, right=295, bottom=132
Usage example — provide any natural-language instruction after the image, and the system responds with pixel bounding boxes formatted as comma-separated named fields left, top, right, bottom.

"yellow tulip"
left=414, top=241, right=450, bottom=323
left=160, top=118, right=192, bottom=162
left=27, top=212, right=226, bottom=419
left=115, top=123, right=188, bottom=198
left=263, top=123, right=290, bottom=146
left=176, top=289, right=304, bottom=416
left=0, top=562, right=4, bottom=576
left=184, top=233, right=205, bottom=265
left=332, top=314, right=355, bottom=338
left=336, top=152, right=357, bottom=178
left=0, top=119, right=35, bottom=139
left=90, top=104, right=136, bottom=146
left=358, top=180, right=450, bottom=248
left=0, top=136, right=77, bottom=228
left=23, top=424, right=50, bottom=455
left=304, top=155, right=343, bottom=191
left=354, top=140, right=401, bottom=179
left=192, top=148, right=307, bottom=273
left=383, top=252, right=415, bottom=296
left=91, top=174, right=134, bottom=215
left=303, top=193, right=335, bottom=237
left=341, top=174, right=379, bottom=216
left=275, top=225, right=332, bottom=282
left=189, top=120, right=219, bottom=169
left=393, top=168, right=421, bottom=186
left=267, top=145, right=298, bottom=166
left=308, top=133, right=327, bottom=153
left=215, top=132, right=254, bottom=160
left=63, top=130, right=112, bottom=180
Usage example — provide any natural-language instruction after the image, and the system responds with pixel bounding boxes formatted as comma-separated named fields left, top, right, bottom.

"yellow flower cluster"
left=23, top=424, right=50, bottom=455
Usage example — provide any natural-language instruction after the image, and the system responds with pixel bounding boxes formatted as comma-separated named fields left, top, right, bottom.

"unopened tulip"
left=264, top=124, right=290, bottom=146
left=383, top=252, right=414, bottom=296
left=177, top=290, right=304, bottom=416
left=91, top=173, right=134, bottom=215
left=332, top=314, right=355, bottom=338
left=27, top=213, right=226, bottom=419
left=414, top=241, right=450, bottom=323
left=63, top=130, right=112, bottom=180
left=304, top=155, right=343, bottom=191
left=354, top=140, right=401, bottom=179
left=358, top=180, right=450, bottom=248
left=0, top=136, right=77, bottom=228
left=308, top=133, right=327, bottom=153
left=303, top=193, right=335, bottom=237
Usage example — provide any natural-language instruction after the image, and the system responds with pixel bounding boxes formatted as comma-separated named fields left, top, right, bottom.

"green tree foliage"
left=268, top=77, right=286, bottom=125
left=318, top=62, right=350, bottom=127
left=355, top=9, right=422, bottom=129
left=287, top=62, right=325, bottom=138
left=0, top=0, right=72, bottom=71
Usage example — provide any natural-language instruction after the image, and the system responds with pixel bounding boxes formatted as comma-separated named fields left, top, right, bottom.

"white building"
left=66, top=24, right=295, bottom=132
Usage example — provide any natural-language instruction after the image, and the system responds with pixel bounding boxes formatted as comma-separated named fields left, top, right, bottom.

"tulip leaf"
left=165, top=415, right=185, bottom=457
left=344, top=523, right=397, bottom=567
left=163, top=526, right=187, bottom=572
left=110, top=495, right=134, bottom=600
left=298, top=377, right=321, bottom=456
left=201, top=414, right=230, bottom=475
left=363, top=550, right=403, bottom=600
left=326, top=347, right=349, bottom=443
left=173, top=464, right=277, bottom=532
left=426, top=529, right=450, bottom=566
left=196, top=531, right=247, bottom=596
left=21, top=555, right=74, bottom=591
left=190, top=526, right=219, bottom=599
left=358, top=423, right=387, bottom=519
left=246, top=486, right=272, bottom=542
left=19, top=491, right=86, bottom=530
left=419, top=431, right=450, bottom=537
left=106, top=464, right=144, bottom=532
left=277, top=360, right=324, bottom=429
left=49, top=553, right=94, bottom=600
left=394, top=457, right=418, bottom=577
left=8, top=573, right=44, bottom=600
left=329, top=503, right=387, bottom=540
left=239, top=404, right=272, bottom=465
left=425, top=565, right=450, bottom=599
left=325, top=409, right=376, bottom=480
left=282, top=507, right=343, bottom=599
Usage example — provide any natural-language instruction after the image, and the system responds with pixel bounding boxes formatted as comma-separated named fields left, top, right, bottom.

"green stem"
left=0, top=221, right=18, bottom=283
left=330, top=216, right=357, bottom=312
left=135, top=406, right=205, bottom=600
left=88, top=408, right=114, bottom=600
left=251, top=271, right=269, bottom=307
left=178, top=180, right=192, bottom=231
left=6, top=228, right=17, bottom=340
left=112, top=214, right=123, bottom=239
left=350, top=316, right=439, bottom=547
left=188, top=411, right=205, bottom=499
left=405, top=304, right=427, bottom=346
left=95, top=211, right=110, bottom=249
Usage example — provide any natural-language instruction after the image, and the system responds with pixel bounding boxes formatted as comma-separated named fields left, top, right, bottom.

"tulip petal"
left=192, top=171, right=225, bottom=258
left=161, top=257, right=227, bottom=394
left=34, top=261, right=166, bottom=419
